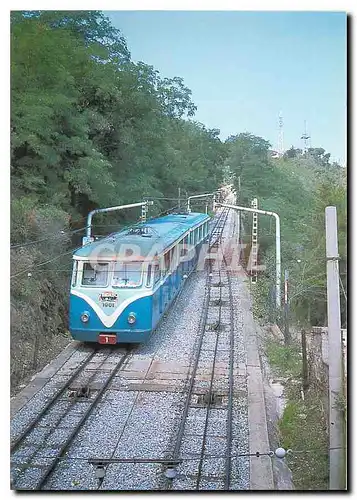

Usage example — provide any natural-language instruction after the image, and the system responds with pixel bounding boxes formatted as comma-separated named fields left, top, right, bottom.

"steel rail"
left=13, top=348, right=131, bottom=490
left=170, top=210, right=227, bottom=460
left=195, top=266, right=224, bottom=490
left=170, top=268, right=212, bottom=462
left=11, top=347, right=98, bottom=452
left=33, top=348, right=132, bottom=491
left=164, top=208, right=231, bottom=490
left=208, top=207, right=234, bottom=490
left=223, top=236, right=235, bottom=489
left=12, top=348, right=117, bottom=484
left=195, top=208, right=231, bottom=488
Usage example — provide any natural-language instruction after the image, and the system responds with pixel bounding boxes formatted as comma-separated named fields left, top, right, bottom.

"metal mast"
left=301, top=120, right=311, bottom=153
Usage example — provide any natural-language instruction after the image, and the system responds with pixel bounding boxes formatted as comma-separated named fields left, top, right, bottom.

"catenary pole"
left=187, top=193, right=215, bottom=213
left=325, top=206, right=344, bottom=490
left=217, top=203, right=281, bottom=308
left=84, top=201, right=153, bottom=245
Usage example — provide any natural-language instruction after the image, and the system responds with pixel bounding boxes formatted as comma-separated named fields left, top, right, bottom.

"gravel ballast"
left=10, top=208, right=264, bottom=491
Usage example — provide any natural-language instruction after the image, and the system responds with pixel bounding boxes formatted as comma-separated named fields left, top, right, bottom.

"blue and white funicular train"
left=69, top=212, right=210, bottom=344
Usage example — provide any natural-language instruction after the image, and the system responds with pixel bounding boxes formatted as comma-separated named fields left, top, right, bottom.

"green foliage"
left=226, top=131, right=346, bottom=329
left=279, top=392, right=329, bottom=490
left=265, top=339, right=302, bottom=379
left=11, top=10, right=224, bottom=227
left=10, top=11, right=228, bottom=391
left=264, top=336, right=329, bottom=490
left=283, top=146, right=302, bottom=159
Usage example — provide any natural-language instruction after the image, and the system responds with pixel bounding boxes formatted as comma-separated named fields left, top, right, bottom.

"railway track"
left=11, top=347, right=132, bottom=490
left=11, top=207, right=248, bottom=491
left=163, top=207, right=238, bottom=490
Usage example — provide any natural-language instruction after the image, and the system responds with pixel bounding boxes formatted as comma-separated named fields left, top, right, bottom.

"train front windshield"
left=113, top=262, right=143, bottom=287
left=82, top=262, right=109, bottom=286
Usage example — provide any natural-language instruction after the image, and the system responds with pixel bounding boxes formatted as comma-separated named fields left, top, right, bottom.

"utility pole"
left=178, top=187, right=181, bottom=210
left=251, top=198, right=258, bottom=285
left=325, top=206, right=344, bottom=490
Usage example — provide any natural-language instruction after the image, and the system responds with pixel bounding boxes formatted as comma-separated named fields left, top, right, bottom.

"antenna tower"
left=301, top=120, right=311, bottom=153
left=278, top=111, right=284, bottom=156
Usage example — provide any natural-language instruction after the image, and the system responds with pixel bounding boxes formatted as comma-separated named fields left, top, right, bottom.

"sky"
left=105, top=10, right=347, bottom=165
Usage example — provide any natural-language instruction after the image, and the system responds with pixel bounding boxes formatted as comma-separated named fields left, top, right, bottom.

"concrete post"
left=284, top=270, right=290, bottom=344
left=325, top=206, right=344, bottom=490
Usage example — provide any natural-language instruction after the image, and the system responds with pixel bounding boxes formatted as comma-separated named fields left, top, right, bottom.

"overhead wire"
left=10, top=202, right=181, bottom=280
left=145, top=196, right=182, bottom=201
left=12, top=446, right=345, bottom=467
left=10, top=225, right=87, bottom=250
left=10, top=245, right=83, bottom=279
left=339, top=274, right=347, bottom=301
left=10, top=195, right=200, bottom=250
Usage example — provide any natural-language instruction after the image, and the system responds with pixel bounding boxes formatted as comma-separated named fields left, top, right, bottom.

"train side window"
left=164, top=251, right=170, bottom=275
left=154, top=263, right=161, bottom=284
left=146, top=264, right=152, bottom=287
left=179, top=238, right=184, bottom=257
left=181, top=236, right=188, bottom=257
left=82, top=262, right=109, bottom=287
left=173, top=244, right=180, bottom=268
left=71, top=261, right=78, bottom=287
left=170, top=247, right=176, bottom=271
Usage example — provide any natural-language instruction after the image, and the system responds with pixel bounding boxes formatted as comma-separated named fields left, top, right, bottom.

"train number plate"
left=98, top=334, right=117, bottom=345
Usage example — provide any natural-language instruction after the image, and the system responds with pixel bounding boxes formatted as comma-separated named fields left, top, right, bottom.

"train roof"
left=73, top=212, right=210, bottom=260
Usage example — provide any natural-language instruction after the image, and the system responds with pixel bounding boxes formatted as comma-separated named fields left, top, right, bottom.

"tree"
left=306, top=147, right=331, bottom=166
left=283, top=146, right=302, bottom=159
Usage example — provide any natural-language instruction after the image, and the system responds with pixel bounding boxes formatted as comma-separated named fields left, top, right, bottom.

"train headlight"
left=127, top=312, right=136, bottom=325
left=81, top=311, right=90, bottom=323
